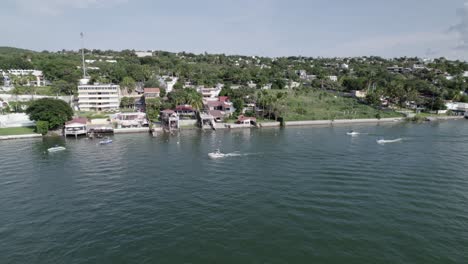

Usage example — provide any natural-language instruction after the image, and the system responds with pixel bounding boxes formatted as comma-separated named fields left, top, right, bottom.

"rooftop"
left=144, top=88, right=160, bottom=93
left=65, top=117, right=87, bottom=125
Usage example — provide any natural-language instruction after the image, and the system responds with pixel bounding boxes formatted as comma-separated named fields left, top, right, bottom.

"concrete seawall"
left=258, top=122, right=281, bottom=127
left=114, top=128, right=150, bottom=134
left=285, top=118, right=404, bottom=127
left=425, top=116, right=464, bottom=121
left=0, top=134, right=42, bottom=140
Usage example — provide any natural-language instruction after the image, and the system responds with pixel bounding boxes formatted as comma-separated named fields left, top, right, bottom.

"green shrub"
left=35, top=121, right=49, bottom=135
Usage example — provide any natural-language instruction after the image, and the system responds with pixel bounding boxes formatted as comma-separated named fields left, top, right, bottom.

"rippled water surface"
left=1, top=121, right=468, bottom=263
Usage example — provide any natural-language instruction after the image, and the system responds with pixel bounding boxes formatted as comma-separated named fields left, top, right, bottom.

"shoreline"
left=0, top=116, right=464, bottom=140
left=0, top=133, right=42, bottom=140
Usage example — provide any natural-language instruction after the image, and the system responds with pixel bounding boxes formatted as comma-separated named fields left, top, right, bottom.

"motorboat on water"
left=99, top=138, right=113, bottom=145
left=47, top=145, right=66, bottom=152
left=208, top=149, right=224, bottom=159
left=346, top=130, right=360, bottom=136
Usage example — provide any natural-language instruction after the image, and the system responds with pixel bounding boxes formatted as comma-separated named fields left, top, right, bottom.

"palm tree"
left=187, top=91, right=203, bottom=111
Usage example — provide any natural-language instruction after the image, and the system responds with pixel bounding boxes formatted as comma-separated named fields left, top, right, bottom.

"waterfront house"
left=204, top=97, right=235, bottom=116
left=207, top=110, right=224, bottom=122
left=445, top=101, right=468, bottom=115
left=175, top=105, right=196, bottom=119
left=112, top=112, right=148, bottom=128
left=160, top=109, right=179, bottom=130
left=64, top=118, right=88, bottom=137
left=237, top=115, right=256, bottom=125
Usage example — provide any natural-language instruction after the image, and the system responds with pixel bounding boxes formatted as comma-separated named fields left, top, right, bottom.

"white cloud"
left=14, top=0, right=128, bottom=15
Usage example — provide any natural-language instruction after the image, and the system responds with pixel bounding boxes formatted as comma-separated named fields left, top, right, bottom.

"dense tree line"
left=1, top=47, right=468, bottom=113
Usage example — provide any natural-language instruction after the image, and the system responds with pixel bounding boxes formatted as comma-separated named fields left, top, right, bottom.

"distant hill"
left=0, top=47, right=35, bottom=55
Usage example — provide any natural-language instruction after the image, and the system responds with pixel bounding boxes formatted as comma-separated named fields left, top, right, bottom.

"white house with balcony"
left=78, top=84, right=121, bottom=112
left=197, top=86, right=222, bottom=100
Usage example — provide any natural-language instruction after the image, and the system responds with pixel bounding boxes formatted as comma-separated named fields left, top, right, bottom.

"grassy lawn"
left=264, top=90, right=403, bottom=121
left=0, top=126, right=36, bottom=136
left=34, top=86, right=55, bottom=96
left=11, top=86, right=56, bottom=96
left=76, top=111, right=110, bottom=119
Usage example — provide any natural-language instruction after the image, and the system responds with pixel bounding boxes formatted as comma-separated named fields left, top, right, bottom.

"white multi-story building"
left=197, top=86, right=222, bottom=100
left=78, top=84, right=121, bottom=111
left=1, top=69, right=45, bottom=86
left=135, top=51, right=153, bottom=58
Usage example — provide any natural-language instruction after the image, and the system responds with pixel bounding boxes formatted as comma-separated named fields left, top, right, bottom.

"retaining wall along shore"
left=0, top=134, right=42, bottom=140
left=285, top=118, right=404, bottom=127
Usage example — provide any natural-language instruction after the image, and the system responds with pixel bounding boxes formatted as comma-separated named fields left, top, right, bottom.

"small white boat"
left=47, top=146, right=66, bottom=152
left=99, top=138, right=113, bottom=145
left=208, top=149, right=225, bottom=159
left=346, top=131, right=360, bottom=136
left=377, top=138, right=402, bottom=144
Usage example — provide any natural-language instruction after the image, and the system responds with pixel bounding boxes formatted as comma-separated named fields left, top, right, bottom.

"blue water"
left=1, top=121, right=468, bottom=263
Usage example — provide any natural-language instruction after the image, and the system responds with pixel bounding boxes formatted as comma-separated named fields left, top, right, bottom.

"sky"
left=2, top=0, right=468, bottom=59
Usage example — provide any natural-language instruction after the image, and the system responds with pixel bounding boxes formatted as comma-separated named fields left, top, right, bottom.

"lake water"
left=1, top=120, right=468, bottom=263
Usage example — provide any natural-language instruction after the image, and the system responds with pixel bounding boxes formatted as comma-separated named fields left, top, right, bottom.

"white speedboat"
left=377, top=138, right=402, bottom=144
left=47, top=146, right=66, bottom=152
left=99, top=138, right=113, bottom=145
left=208, top=149, right=224, bottom=159
left=346, top=131, right=360, bottom=136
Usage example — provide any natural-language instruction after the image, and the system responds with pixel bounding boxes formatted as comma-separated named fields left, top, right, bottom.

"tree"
left=120, top=76, right=136, bottom=94
left=366, top=91, right=382, bottom=107
left=35, top=121, right=49, bottom=135
left=26, top=98, right=73, bottom=129
left=431, top=97, right=447, bottom=111
left=167, top=88, right=202, bottom=109
left=51, top=80, right=76, bottom=95
left=159, top=87, right=167, bottom=97
left=233, top=98, right=244, bottom=115
left=145, top=98, right=161, bottom=121
left=186, top=89, right=203, bottom=110
left=271, top=79, right=286, bottom=89
left=173, top=80, right=184, bottom=90
left=144, top=78, right=160, bottom=88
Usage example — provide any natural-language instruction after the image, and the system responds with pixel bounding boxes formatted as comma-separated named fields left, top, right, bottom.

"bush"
left=26, top=98, right=73, bottom=129
left=35, top=121, right=49, bottom=135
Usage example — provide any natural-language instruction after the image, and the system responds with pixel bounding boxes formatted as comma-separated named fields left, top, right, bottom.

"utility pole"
left=80, top=32, right=87, bottom=78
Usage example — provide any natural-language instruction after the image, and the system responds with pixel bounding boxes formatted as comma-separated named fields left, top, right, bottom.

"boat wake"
left=377, top=138, right=403, bottom=144
left=208, top=151, right=252, bottom=159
